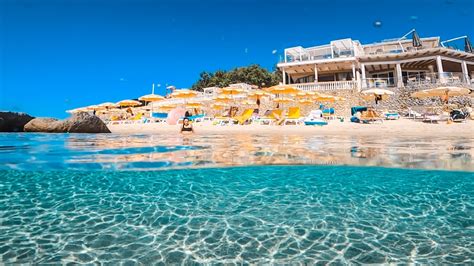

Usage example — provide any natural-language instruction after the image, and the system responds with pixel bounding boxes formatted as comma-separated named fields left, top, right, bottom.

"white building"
left=277, top=30, right=474, bottom=92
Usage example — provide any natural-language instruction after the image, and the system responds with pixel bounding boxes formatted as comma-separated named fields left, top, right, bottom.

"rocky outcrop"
left=0, top=112, right=35, bottom=132
left=24, top=113, right=110, bottom=133
left=62, top=112, right=111, bottom=133
left=23, top=118, right=60, bottom=133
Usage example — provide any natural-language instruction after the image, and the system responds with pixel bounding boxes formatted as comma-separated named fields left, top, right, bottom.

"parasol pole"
left=151, top=83, right=155, bottom=116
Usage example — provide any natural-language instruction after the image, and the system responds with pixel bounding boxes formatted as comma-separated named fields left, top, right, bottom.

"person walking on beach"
left=180, top=117, right=194, bottom=134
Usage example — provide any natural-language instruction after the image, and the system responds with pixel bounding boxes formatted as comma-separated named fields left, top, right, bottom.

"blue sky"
left=1, top=0, right=473, bottom=118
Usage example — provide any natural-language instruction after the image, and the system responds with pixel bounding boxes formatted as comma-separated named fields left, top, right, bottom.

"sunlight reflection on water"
left=0, top=133, right=472, bottom=171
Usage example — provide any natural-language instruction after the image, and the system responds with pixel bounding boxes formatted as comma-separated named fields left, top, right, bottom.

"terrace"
left=283, top=39, right=360, bottom=64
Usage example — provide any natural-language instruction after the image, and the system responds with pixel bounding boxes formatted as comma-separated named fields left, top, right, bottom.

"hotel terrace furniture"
left=277, top=30, right=474, bottom=93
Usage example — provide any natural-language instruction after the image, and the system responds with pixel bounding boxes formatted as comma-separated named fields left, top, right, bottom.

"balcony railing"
left=362, top=72, right=472, bottom=89
left=293, top=80, right=357, bottom=91
left=363, top=78, right=397, bottom=88
left=404, top=72, right=469, bottom=87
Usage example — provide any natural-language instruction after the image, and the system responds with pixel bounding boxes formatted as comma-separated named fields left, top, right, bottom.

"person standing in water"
left=180, top=118, right=194, bottom=134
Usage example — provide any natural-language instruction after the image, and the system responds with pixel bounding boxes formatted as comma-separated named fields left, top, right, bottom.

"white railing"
left=363, top=78, right=397, bottom=88
left=361, top=72, right=471, bottom=89
left=405, top=72, right=468, bottom=87
left=293, top=80, right=357, bottom=91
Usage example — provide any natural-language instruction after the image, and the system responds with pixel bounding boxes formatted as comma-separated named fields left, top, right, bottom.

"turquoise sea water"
left=0, top=133, right=473, bottom=263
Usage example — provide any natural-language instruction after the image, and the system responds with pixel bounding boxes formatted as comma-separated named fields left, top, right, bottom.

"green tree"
left=191, top=64, right=281, bottom=90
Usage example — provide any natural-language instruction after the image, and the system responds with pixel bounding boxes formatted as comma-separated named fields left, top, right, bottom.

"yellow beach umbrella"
left=241, top=100, right=257, bottom=105
left=139, top=94, right=165, bottom=102
left=411, top=90, right=431, bottom=98
left=211, top=103, right=226, bottom=110
left=411, top=86, right=470, bottom=98
left=265, top=85, right=300, bottom=95
left=247, top=90, right=271, bottom=98
left=117, top=99, right=141, bottom=107
left=139, top=94, right=165, bottom=115
left=157, top=104, right=177, bottom=112
left=220, top=87, right=245, bottom=96
left=170, top=89, right=198, bottom=98
left=98, top=102, right=118, bottom=109
left=314, top=96, right=336, bottom=103
left=298, top=99, right=314, bottom=105
left=295, top=91, right=318, bottom=98
left=186, top=101, right=203, bottom=108
left=412, top=86, right=470, bottom=103
left=247, top=90, right=271, bottom=106
left=213, top=95, right=233, bottom=103
left=274, top=97, right=294, bottom=104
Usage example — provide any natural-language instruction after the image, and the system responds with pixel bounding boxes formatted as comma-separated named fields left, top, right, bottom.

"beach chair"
left=360, top=109, right=383, bottom=123
left=232, top=109, right=254, bottom=125
left=284, top=107, right=302, bottom=125
left=423, top=112, right=451, bottom=124
left=407, top=108, right=423, bottom=120
left=322, top=108, right=335, bottom=120
left=383, top=110, right=400, bottom=120
left=304, top=110, right=327, bottom=126
left=213, top=111, right=234, bottom=125
left=130, top=113, right=143, bottom=123
left=259, top=110, right=283, bottom=125
left=146, top=112, right=168, bottom=123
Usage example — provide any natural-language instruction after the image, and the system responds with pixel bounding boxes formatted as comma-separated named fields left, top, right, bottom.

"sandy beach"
left=107, top=118, right=474, bottom=137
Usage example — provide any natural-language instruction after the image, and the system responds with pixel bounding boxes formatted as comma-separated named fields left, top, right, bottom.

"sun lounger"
left=303, top=109, right=327, bottom=126
left=383, top=111, right=400, bottom=120
left=232, top=109, right=254, bottom=125
left=304, top=119, right=327, bottom=126
left=129, top=114, right=144, bottom=123
left=422, top=112, right=450, bottom=123
left=284, top=107, right=302, bottom=125
left=145, top=112, right=168, bottom=123
left=258, top=110, right=283, bottom=125
left=407, top=109, right=423, bottom=120
left=322, top=108, right=335, bottom=120
left=213, top=116, right=231, bottom=125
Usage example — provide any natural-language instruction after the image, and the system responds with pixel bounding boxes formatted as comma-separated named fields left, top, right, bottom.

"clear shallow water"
left=0, top=166, right=473, bottom=264
left=0, top=133, right=473, bottom=171
left=0, top=133, right=473, bottom=264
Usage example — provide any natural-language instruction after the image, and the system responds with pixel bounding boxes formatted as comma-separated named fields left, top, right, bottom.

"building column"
left=361, top=63, right=367, bottom=89
left=314, top=64, right=318, bottom=83
left=461, top=61, right=470, bottom=84
left=351, top=63, right=356, bottom=81
left=356, top=71, right=362, bottom=92
left=436, top=56, right=445, bottom=83
left=282, top=68, right=286, bottom=85
left=396, top=63, right=403, bottom=87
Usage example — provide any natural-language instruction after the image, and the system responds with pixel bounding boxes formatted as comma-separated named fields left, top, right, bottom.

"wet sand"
left=107, top=118, right=474, bottom=137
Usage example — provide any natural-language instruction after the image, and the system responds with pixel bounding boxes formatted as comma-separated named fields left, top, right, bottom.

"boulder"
left=62, top=112, right=111, bottom=133
left=24, top=113, right=110, bottom=133
left=23, top=118, right=60, bottom=133
left=0, top=112, right=35, bottom=132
